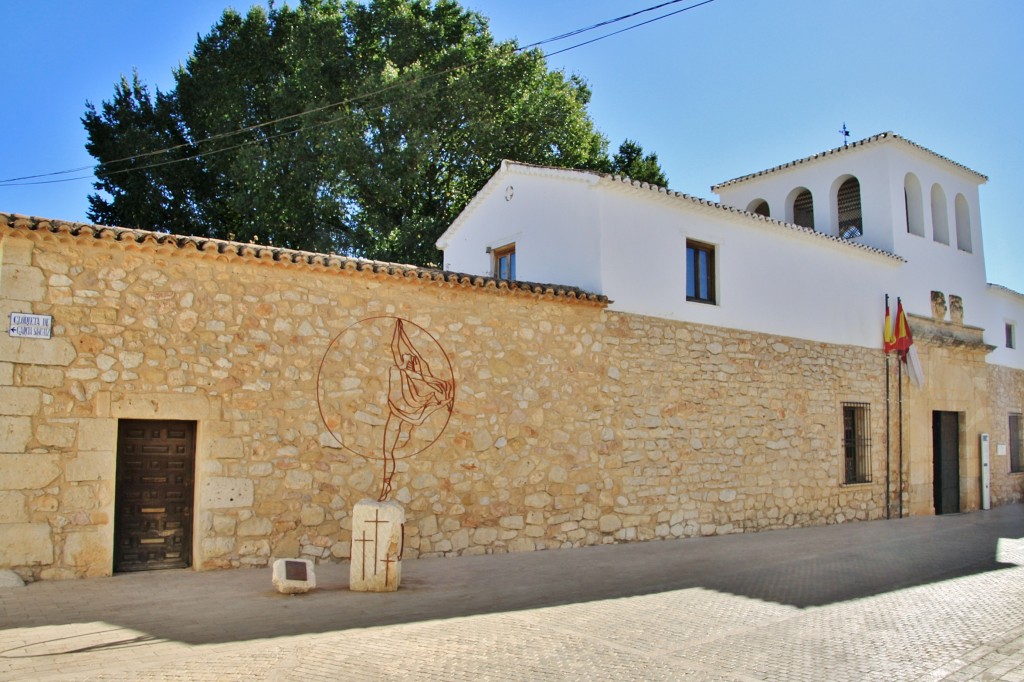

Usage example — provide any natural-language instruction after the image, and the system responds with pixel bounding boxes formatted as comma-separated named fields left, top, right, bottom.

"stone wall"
left=1, top=217, right=1019, bottom=580
left=989, top=364, right=1024, bottom=505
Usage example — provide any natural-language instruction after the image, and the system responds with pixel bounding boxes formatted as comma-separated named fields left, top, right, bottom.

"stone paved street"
left=2, top=505, right=1023, bottom=681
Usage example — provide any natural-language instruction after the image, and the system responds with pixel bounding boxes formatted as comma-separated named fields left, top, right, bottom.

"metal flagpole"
left=885, top=295, right=891, bottom=520
left=897, top=298, right=904, bottom=518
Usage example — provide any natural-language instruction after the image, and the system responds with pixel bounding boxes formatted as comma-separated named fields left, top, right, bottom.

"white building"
left=438, top=132, right=1022, bottom=371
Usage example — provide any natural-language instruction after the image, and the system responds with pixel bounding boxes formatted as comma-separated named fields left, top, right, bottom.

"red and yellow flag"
left=893, top=300, right=912, bottom=356
left=883, top=301, right=896, bottom=353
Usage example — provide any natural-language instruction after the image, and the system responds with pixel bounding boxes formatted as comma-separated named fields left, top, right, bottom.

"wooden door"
left=931, top=411, right=960, bottom=515
left=114, top=420, right=196, bottom=572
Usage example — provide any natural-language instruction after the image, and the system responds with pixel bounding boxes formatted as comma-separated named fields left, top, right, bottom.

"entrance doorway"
left=931, top=411, right=961, bottom=515
left=114, top=420, right=196, bottom=572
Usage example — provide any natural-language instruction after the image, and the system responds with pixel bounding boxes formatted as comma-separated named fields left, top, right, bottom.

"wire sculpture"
left=317, top=316, right=455, bottom=501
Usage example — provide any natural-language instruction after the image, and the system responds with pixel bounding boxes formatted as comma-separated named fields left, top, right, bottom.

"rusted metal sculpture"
left=317, top=316, right=455, bottom=501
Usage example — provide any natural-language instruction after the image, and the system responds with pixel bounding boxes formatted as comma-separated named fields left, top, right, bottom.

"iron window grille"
left=793, top=189, right=814, bottom=230
left=842, top=402, right=872, bottom=484
left=1011, top=413, right=1023, bottom=474
left=837, top=178, right=863, bottom=239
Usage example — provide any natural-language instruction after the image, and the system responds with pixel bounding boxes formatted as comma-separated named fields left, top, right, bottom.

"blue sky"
left=2, top=0, right=1021, bottom=292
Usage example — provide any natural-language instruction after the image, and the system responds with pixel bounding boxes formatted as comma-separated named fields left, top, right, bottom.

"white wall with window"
left=438, top=164, right=604, bottom=294
left=439, top=134, right=1024, bottom=370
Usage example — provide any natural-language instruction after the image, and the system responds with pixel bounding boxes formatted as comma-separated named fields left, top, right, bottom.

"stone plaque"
left=285, top=560, right=307, bottom=581
left=272, top=557, right=316, bottom=594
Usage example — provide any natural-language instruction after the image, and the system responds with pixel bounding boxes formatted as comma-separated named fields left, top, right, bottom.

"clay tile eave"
left=1, top=212, right=609, bottom=308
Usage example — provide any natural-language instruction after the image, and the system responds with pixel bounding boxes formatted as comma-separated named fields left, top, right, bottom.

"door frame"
left=931, top=411, right=962, bottom=515
left=114, top=419, right=197, bottom=572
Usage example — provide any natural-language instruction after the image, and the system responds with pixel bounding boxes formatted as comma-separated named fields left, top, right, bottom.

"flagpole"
left=885, top=295, right=891, bottom=521
left=897, top=297, right=905, bottom=519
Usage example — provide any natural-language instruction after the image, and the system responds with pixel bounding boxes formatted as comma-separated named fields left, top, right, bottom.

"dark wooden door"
left=932, top=411, right=960, bottom=515
left=115, top=420, right=196, bottom=572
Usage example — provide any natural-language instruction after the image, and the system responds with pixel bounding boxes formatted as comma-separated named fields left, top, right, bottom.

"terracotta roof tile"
left=0, top=213, right=608, bottom=307
left=710, top=132, right=988, bottom=191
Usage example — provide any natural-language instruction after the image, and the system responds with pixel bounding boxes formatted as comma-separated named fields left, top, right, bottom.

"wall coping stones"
left=0, top=213, right=608, bottom=307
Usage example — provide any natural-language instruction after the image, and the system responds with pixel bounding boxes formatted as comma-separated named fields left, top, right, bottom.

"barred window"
left=843, top=402, right=871, bottom=484
left=793, top=189, right=814, bottom=230
left=1011, top=414, right=1023, bottom=474
left=749, top=199, right=770, bottom=217
left=837, top=178, right=863, bottom=239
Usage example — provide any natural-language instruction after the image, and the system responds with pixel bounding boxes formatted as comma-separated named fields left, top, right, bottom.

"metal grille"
left=837, top=178, right=862, bottom=238
left=793, top=189, right=814, bottom=229
left=843, top=402, right=871, bottom=484
left=1011, top=414, right=1023, bottom=473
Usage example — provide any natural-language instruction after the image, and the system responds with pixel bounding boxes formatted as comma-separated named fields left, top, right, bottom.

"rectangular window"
left=492, top=243, right=516, bottom=281
left=1011, top=414, right=1023, bottom=473
left=843, top=402, right=872, bottom=484
left=686, top=240, right=715, bottom=304
left=1007, top=323, right=1016, bottom=349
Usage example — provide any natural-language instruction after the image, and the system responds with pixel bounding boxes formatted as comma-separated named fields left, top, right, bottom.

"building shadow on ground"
left=2, top=504, right=1022, bottom=649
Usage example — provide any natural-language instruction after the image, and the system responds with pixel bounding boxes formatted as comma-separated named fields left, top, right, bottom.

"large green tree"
left=84, top=0, right=668, bottom=265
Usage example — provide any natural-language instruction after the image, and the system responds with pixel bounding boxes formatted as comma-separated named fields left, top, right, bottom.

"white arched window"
left=788, top=187, right=814, bottom=230
left=748, top=199, right=770, bottom=217
left=931, top=184, right=949, bottom=245
left=955, top=194, right=972, bottom=252
left=904, top=173, right=924, bottom=237
left=837, top=177, right=862, bottom=238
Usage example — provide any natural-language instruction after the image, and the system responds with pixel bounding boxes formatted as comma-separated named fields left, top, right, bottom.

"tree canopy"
left=84, top=0, right=668, bottom=266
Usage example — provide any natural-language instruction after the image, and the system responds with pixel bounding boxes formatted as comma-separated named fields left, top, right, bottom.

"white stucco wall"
left=594, top=182, right=901, bottom=347
left=439, top=144, right=1024, bottom=370
left=439, top=164, right=604, bottom=293
left=711, top=136, right=1009, bottom=355
left=986, top=286, right=1024, bottom=369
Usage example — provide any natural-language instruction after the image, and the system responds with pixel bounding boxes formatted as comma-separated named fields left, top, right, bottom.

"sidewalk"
left=2, top=505, right=1023, bottom=681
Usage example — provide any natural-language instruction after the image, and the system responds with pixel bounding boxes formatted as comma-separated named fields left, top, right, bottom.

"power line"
left=545, top=0, right=717, bottom=58
left=0, top=0, right=718, bottom=188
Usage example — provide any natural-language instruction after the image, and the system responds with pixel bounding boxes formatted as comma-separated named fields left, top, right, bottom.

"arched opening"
left=748, top=199, right=770, bottom=217
left=836, top=177, right=862, bottom=239
left=955, top=194, right=972, bottom=252
left=904, top=173, right=924, bottom=236
left=931, top=184, right=949, bottom=245
left=787, top=187, right=814, bottom=230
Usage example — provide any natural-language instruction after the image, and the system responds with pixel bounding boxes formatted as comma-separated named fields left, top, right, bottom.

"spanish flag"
left=893, top=300, right=912, bottom=355
left=894, top=299, right=925, bottom=387
left=883, top=299, right=896, bottom=353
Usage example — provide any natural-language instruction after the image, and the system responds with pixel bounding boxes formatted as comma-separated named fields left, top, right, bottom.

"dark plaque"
left=285, top=560, right=308, bottom=581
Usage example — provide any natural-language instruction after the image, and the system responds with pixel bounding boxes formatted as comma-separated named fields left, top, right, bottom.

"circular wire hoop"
left=316, top=315, right=455, bottom=462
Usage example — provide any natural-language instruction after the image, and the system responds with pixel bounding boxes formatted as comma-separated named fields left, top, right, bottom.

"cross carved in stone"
left=365, top=509, right=388, bottom=575
left=353, top=531, right=372, bottom=581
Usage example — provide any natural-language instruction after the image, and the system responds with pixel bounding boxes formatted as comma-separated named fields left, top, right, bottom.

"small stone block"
left=349, top=499, right=405, bottom=592
left=0, top=570, right=25, bottom=588
left=272, top=558, right=316, bottom=594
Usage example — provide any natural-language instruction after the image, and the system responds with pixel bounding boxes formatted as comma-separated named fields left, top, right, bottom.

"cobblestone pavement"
left=2, top=505, right=1022, bottom=681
